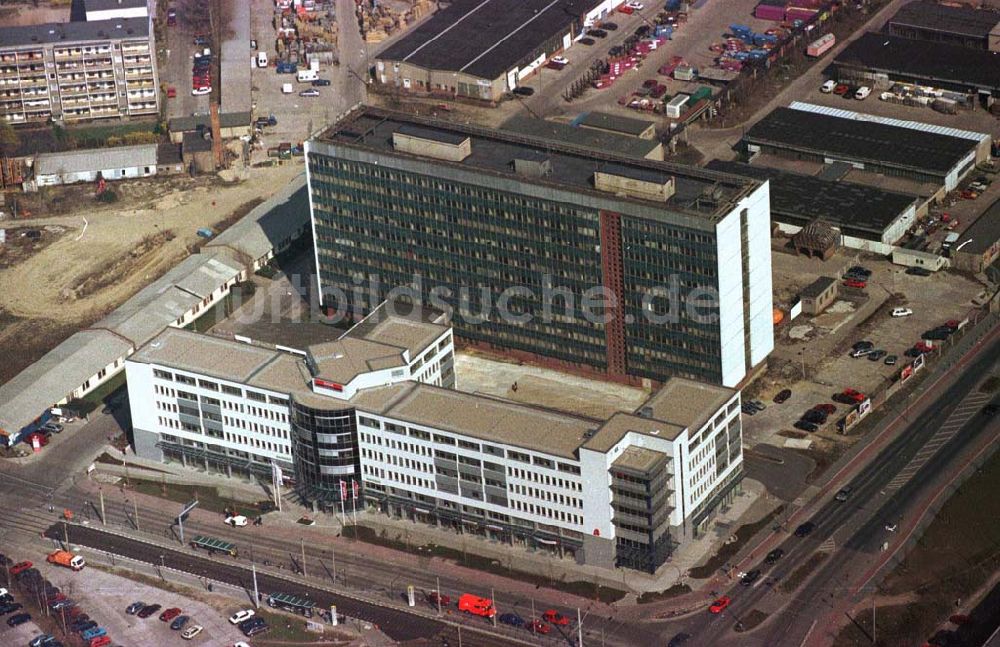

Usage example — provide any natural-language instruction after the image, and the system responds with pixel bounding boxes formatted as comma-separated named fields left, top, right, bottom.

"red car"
left=944, top=319, right=961, bottom=331
left=617, top=4, right=634, bottom=13
left=10, top=561, right=33, bottom=575
left=543, top=609, right=570, bottom=626
left=426, top=591, right=451, bottom=607
left=833, top=84, right=850, bottom=95
left=26, top=432, right=49, bottom=446
left=159, top=607, right=182, bottom=622
left=528, top=619, right=550, bottom=634
left=842, top=388, right=865, bottom=403
left=843, top=278, right=866, bottom=289
left=814, top=403, right=836, bottom=414
left=709, top=596, right=731, bottom=614
left=914, top=341, right=934, bottom=353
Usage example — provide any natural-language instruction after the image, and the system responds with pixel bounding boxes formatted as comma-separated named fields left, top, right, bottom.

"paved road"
left=661, top=333, right=1000, bottom=646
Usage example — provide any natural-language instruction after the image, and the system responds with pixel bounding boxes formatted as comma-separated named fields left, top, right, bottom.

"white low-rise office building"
left=126, top=305, right=742, bottom=573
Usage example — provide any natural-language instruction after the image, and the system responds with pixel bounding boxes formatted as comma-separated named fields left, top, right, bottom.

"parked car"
left=668, top=633, right=691, bottom=647
left=579, top=37, right=595, bottom=45
left=867, top=350, right=887, bottom=362
left=709, top=596, right=731, bottom=613
left=299, top=88, right=320, bottom=97
left=884, top=355, right=897, bottom=366
left=601, top=22, right=618, bottom=30
left=741, top=403, right=757, bottom=416
left=550, top=56, right=569, bottom=65
left=181, top=624, right=204, bottom=640
left=740, top=569, right=761, bottom=586
left=239, top=617, right=266, bottom=635
left=802, top=409, right=827, bottom=424
left=7, top=613, right=31, bottom=627
left=833, top=84, right=850, bottom=95
left=587, top=29, right=608, bottom=38
left=891, top=308, right=913, bottom=317
left=41, top=421, right=63, bottom=433
left=773, top=389, right=792, bottom=404
left=138, top=604, right=161, bottom=618
left=543, top=609, right=570, bottom=626
left=311, top=79, right=331, bottom=86
left=820, top=80, right=836, bottom=93
left=512, top=86, right=535, bottom=96
left=749, top=400, right=766, bottom=411
left=906, top=266, right=932, bottom=276
left=425, top=592, right=450, bottom=607
left=852, top=340, right=874, bottom=352
left=126, top=601, right=145, bottom=615
left=835, top=486, right=852, bottom=502
left=225, top=515, right=248, bottom=527
left=795, top=521, right=816, bottom=537
left=10, top=561, right=32, bottom=576
left=499, top=612, right=525, bottom=627
left=841, top=388, right=866, bottom=403
left=843, top=278, right=867, bottom=289
left=764, top=548, right=784, bottom=564
left=855, top=86, right=871, bottom=100
left=229, top=609, right=255, bottom=624
left=847, top=265, right=871, bottom=278
left=171, top=615, right=190, bottom=630
left=794, top=420, right=819, bottom=433
left=814, top=403, right=836, bottom=415
left=0, top=602, right=23, bottom=615
left=160, top=607, right=182, bottom=622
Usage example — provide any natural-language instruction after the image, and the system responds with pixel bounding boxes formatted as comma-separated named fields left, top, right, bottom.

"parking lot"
left=1, top=545, right=250, bottom=647
left=743, top=247, right=984, bottom=445
left=163, top=0, right=214, bottom=121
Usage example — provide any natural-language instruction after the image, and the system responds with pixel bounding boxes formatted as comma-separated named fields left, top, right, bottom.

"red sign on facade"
left=314, top=378, right=344, bottom=392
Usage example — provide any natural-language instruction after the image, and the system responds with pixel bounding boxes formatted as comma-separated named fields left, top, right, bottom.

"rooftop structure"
left=308, top=106, right=774, bottom=387
left=575, top=111, right=658, bottom=139
left=834, top=33, right=1000, bottom=94
left=0, top=17, right=149, bottom=48
left=35, top=144, right=158, bottom=178
left=501, top=116, right=664, bottom=160
left=744, top=104, right=985, bottom=190
left=950, top=198, right=1000, bottom=273
left=801, top=276, right=837, bottom=299
left=83, top=0, right=149, bottom=21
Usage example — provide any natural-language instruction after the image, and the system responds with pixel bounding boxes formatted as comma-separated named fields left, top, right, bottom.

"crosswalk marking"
left=818, top=538, right=836, bottom=552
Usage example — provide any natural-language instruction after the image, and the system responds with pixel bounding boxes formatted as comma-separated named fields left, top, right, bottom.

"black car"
left=0, top=602, right=22, bottom=615
left=587, top=29, right=608, bottom=38
left=906, top=266, right=932, bottom=276
left=794, top=420, right=819, bottom=432
left=795, top=521, right=816, bottom=537
left=512, top=86, right=535, bottom=96
left=668, top=633, right=691, bottom=647
left=851, top=340, right=874, bottom=352
left=245, top=623, right=270, bottom=637
left=240, top=617, right=265, bottom=632
left=867, top=350, right=887, bottom=362
left=74, top=620, right=98, bottom=633
left=7, top=613, right=31, bottom=627
left=602, top=21, right=618, bottom=30
left=0, top=593, right=12, bottom=604
left=579, top=37, right=595, bottom=45
left=608, top=45, right=625, bottom=56
left=765, top=548, right=784, bottom=564
left=847, top=265, right=871, bottom=277
left=905, top=347, right=924, bottom=358
left=137, top=603, right=161, bottom=618
left=741, top=569, right=761, bottom=586
left=924, top=327, right=952, bottom=341
left=884, top=355, right=897, bottom=366
left=126, top=601, right=146, bottom=615
left=773, top=388, right=792, bottom=404
left=634, top=25, right=651, bottom=36
left=499, top=613, right=525, bottom=627
left=803, top=409, right=827, bottom=424
left=312, top=79, right=331, bottom=86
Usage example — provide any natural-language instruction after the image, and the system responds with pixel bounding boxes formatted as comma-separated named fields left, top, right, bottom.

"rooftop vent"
left=513, top=156, right=551, bottom=178
left=583, top=429, right=597, bottom=439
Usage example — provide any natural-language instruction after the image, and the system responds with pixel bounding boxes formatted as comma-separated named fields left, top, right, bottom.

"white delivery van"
left=257, top=52, right=268, bottom=68
left=281, top=82, right=293, bottom=94
left=297, top=69, right=318, bottom=83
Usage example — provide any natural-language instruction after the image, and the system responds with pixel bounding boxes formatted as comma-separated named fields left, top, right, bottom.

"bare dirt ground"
left=0, top=161, right=303, bottom=384
left=0, top=1, right=69, bottom=26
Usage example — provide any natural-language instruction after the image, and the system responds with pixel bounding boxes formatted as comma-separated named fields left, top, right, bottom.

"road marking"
left=818, top=537, right=836, bottom=552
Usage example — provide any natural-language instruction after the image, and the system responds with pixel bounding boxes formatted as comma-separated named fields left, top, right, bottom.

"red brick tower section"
left=599, top=210, right=627, bottom=378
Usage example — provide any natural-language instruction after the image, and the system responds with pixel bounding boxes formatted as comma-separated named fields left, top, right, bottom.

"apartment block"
left=0, top=17, right=157, bottom=125
left=126, top=304, right=743, bottom=573
left=306, top=107, right=773, bottom=387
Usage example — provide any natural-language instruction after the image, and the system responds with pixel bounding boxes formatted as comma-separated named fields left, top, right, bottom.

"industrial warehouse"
left=884, top=0, right=1000, bottom=51
left=743, top=103, right=990, bottom=191
left=833, top=33, right=1000, bottom=106
left=705, top=160, right=921, bottom=255
left=374, top=0, right=626, bottom=101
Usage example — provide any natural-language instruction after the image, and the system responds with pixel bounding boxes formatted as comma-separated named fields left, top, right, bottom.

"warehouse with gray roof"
left=885, top=0, right=1000, bottom=51
left=374, top=0, right=622, bottom=102
left=743, top=103, right=989, bottom=190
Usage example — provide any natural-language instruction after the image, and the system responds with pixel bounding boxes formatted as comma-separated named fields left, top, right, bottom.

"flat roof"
left=576, top=111, right=656, bottom=137
left=168, top=112, right=253, bottom=133
left=383, top=383, right=602, bottom=459
left=745, top=106, right=977, bottom=175
left=0, top=18, right=149, bottom=48
left=802, top=276, right=837, bottom=298
left=887, top=0, right=1000, bottom=39
left=317, top=107, right=757, bottom=224
left=132, top=328, right=283, bottom=385
left=36, top=145, right=158, bottom=176
left=834, top=32, right=1000, bottom=92
left=344, top=306, right=448, bottom=360
left=84, top=0, right=148, bottom=11
left=183, top=132, right=213, bottom=154
left=954, top=198, right=1000, bottom=255
left=502, top=117, right=661, bottom=159
left=612, top=445, right=668, bottom=473
left=378, top=0, right=595, bottom=80
left=0, top=330, right=134, bottom=436
left=584, top=413, right=685, bottom=453
left=309, top=338, right=407, bottom=385
left=640, top=378, right=735, bottom=433
left=706, top=160, right=918, bottom=239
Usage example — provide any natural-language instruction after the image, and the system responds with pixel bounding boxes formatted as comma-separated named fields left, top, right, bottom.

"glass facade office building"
left=306, top=108, right=774, bottom=387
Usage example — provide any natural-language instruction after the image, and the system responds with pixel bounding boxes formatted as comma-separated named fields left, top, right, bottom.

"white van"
left=297, top=69, right=318, bottom=83
left=257, top=52, right=268, bottom=68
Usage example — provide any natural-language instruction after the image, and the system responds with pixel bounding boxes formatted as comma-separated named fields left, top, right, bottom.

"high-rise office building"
left=306, top=107, right=773, bottom=387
